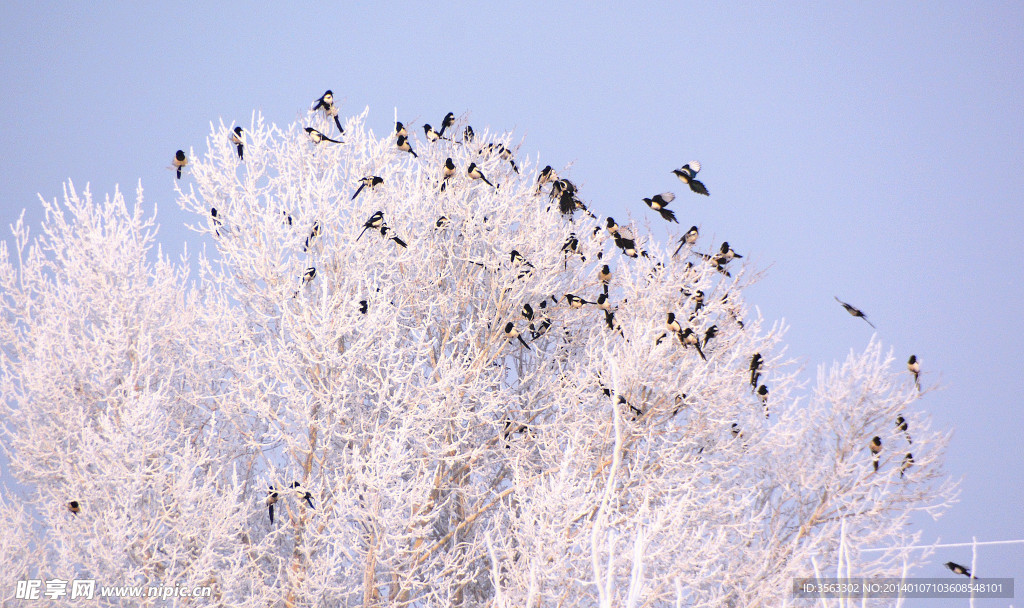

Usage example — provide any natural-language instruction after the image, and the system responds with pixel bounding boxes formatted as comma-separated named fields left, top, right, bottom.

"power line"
left=861, top=539, right=1024, bottom=553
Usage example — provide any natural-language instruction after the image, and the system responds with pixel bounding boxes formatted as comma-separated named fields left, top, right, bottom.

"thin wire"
left=860, top=538, right=1024, bottom=553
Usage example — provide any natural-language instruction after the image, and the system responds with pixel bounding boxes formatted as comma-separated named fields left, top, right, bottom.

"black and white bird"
left=598, top=264, right=612, bottom=286
left=395, top=121, right=408, bottom=138
left=835, top=297, right=876, bottom=329
left=750, top=353, right=764, bottom=388
left=396, top=135, right=418, bottom=158
left=463, top=125, right=475, bottom=142
left=380, top=224, right=408, bottom=248
left=907, top=355, right=921, bottom=391
left=291, top=481, right=315, bottom=509
left=674, top=226, right=699, bottom=256
left=441, top=157, right=456, bottom=191
left=672, top=162, right=709, bottom=195
left=359, top=300, right=368, bottom=314
left=703, top=324, right=718, bottom=348
left=944, top=561, right=975, bottom=579
left=435, top=216, right=450, bottom=229
left=657, top=312, right=683, bottom=345
left=173, top=150, right=188, bottom=179
left=68, top=500, right=80, bottom=515
left=614, top=235, right=645, bottom=258
left=423, top=124, right=445, bottom=142
left=352, top=175, right=384, bottom=200
left=302, top=267, right=316, bottom=284
left=305, top=127, right=342, bottom=144
left=266, top=486, right=279, bottom=524
left=680, top=328, right=707, bottom=360
left=757, top=384, right=769, bottom=417
left=304, top=221, right=321, bottom=252
left=896, top=415, right=913, bottom=444
left=719, top=242, right=743, bottom=261
left=564, top=293, right=590, bottom=309
left=595, top=293, right=611, bottom=311
left=312, top=90, right=344, bottom=134
left=643, top=192, right=678, bottom=223
left=536, top=165, right=557, bottom=192
left=438, top=112, right=455, bottom=137
left=467, top=163, right=495, bottom=187
left=357, top=211, right=385, bottom=241
left=210, top=207, right=222, bottom=237
left=230, top=126, right=245, bottom=160
left=869, top=436, right=882, bottom=472
left=901, top=452, right=914, bottom=477
left=504, top=322, right=530, bottom=348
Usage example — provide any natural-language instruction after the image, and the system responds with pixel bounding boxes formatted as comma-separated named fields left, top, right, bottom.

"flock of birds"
left=74, top=89, right=970, bottom=577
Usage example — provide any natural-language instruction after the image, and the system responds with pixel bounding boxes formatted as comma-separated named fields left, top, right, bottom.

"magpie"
left=604, top=310, right=623, bottom=336
left=438, top=112, right=455, bottom=137
left=598, top=264, right=611, bottom=286
left=210, top=207, right=222, bottom=237
left=536, top=165, right=556, bottom=191
left=643, top=192, right=679, bottom=223
left=944, top=562, right=975, bottom=579
left=681, top=328, right=707, bottom=360
left=505, top=322, right=530, bottom=348
left=359, top=300, right=368, bottom=314
left=595, top=293, right=611, bottom=311
left=531, top=318, right=552, bottom=339
left=68, top=500, right=80, bottom=515
left=502, top=416, right=534, bottom=447
left=869, top=436, right=882, bottom=471
left=463, top=125, right=475, bottom=142
left=674, top=226, right=699, bottom=256
left=435, top=216, right=450, bottom=229
left=352, top=175, right=384, bottom=200
left=380, top=224, right=408, bottom=248
left=835, top=297, right=876, bottom=329
left=467, top=163, right=495, bottom=187
left=896, top=415, right=912, bottom=444
left=423, top=123, right=445, bottom=142
left=266, top=486, right=279, bottom=523
left=396, top=135, right=418, bottom=158
left=615, top=235, right=645, bottom=258
left=521, top=303, right=534, bottom=321
left=672, top=162, right=709, bottom=195
left=291, top=481, right=315, bottom=509
left=606, top=217, right=620, bottom=237
left=692, top=290, right=705, bottom=313
left=901, top=452, right=914, bottom=477
left=750, top=353, right=763, bottom=388
left=564, top=293, right=590, bottom=309
left=173, top=150, right=187, bottom=179
left=305, top=127, right=342, bottom=144
left=395, top=121, right=408, bottom=137
left=657, top=312, right=682, bottom=345
left=441, top=157, right=456, bottom=191
left=562, top=233, right=584, bottom=263
left=303, top=221, right=321, bottom=252
left=230, top=126, right=244, bottom=160
left=303, top=267, right=316, bottom=284
left=312, top=90, right=344, bottom=134
left=757, top=384, right=769, bottom=417
left=616, top=394, right=643, bottom=421
left=720, top=242, right=743, bottom=261
left=907, top=355, right=921, bottom=391
left=510, top=249, right=534, bottom=268
left=494, top=143, right=519, bottom=173
left=357, top=211, right=385, bottom=241
left=703, top=325, right=718, bottom=347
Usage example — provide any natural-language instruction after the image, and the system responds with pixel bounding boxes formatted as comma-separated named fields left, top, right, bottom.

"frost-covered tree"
left=0, top=105, right=955, bottom=607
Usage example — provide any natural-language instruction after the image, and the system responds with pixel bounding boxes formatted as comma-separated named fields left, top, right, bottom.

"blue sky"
left=2, top=2, right=1021, bottom=598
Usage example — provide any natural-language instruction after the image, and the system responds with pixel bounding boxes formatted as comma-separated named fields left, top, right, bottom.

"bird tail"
left=356, top=226, right=369, bottom=241
left=334, top=115, right=345, bottom=135
left=483, top=177, right=495, bottom=188
left=351, top=184, right=365, bottom=200
left=695, top=342, right=707, bottom=361
left=391, top=236, right=408, bottom=248
left=176, top=167, right=182, bottom=179
left=659, top=208, right=678, bottom=223
left=237, top=144, right=244, bottom=160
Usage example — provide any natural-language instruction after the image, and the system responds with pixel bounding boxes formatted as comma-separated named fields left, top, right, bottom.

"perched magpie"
left=531, top=318, right=552, bottom=339
left=230, top=126, right=244, bottom=160
left=944, top=562, right=975, bottom=579
left=719, top=242, right=743, bottom=261
left=359, top=300, right=368, bottom=314
left=502, top=416, right=534, bottom=447
left=562, top=233, right=584, bottom=263
left=643, top=192, right=679, bottom=223
left=303, top=267, right=316, bottom=284
left=757, top=384, right=769, bottom=417
left=657, top=312, right=682, bottom=345
left=396, top=135, right=418, bottom=158
left=564, top=293, right=590, bottom=309
left=896, top=415, right=913, bottom=444
left=352, top=175, right=384, bottom=200
left=907, top=355, right=921, bottom=391
left=604, top=310, right=623, bottom=336
left=672, top=162, right=709, bottom=195
left=680, top=328, right=707, bottom=360
left=395, top=121, right=408, bottom=138
left=380, top=224, right=408, bottom=248
left=703, top=325, right=718, bottom=347
left=493, top=143, right=519, bottom=173
left=674, top=226, right=699, bottom=256
left=438, top=112, right=455, bottom=137
left=598, top=264, right=612, bottom=286
left=692, top=290, right=705, bottom=313
left=312, top=90, right=344, bottom=134
left=750, top=353, right=763, bottom=388
left=423, top=124, right=445, bottom=142
left=606, top=217, right=620, bottom=237
left=467, top=163, right=495, bottom=187
left=173, top=150, right=188, bottom=179
left=504, top=322, right=530, bottom=348
left=441, top=157, right=456, bottom=191
left=291, top=481, right=315, bottom=509
left=835, top=297, right=876, bottom=329
left=266, top=486, right=279, bottom=524
left=303, top=221, right=321, bottom=252
left=210, top=207, right=222, bottom=237
left=869, top=436, right=882, bottom=471
left=510, top=249, right=534, bottom=268
left=536, top=165, right=556, bottom=189
left=521, top=303, right=534, bottom=321
left=616, top=394, right=643, bottom=421
left=463, top=125, right=475, bottom=142
left=901, top=452, right=914, bottom=477
left=435, top=215, right=450, bottom=229
left=357, top=211, right=385, bottom=241
left=305, top=127, right=342, bottom=144
left=68, top=500, right=80, bottom=515
left=595, top=293, right=611, bottom=311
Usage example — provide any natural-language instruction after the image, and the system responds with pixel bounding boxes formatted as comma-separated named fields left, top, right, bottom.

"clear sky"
left=1, top=3, right=1021, bottom=601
